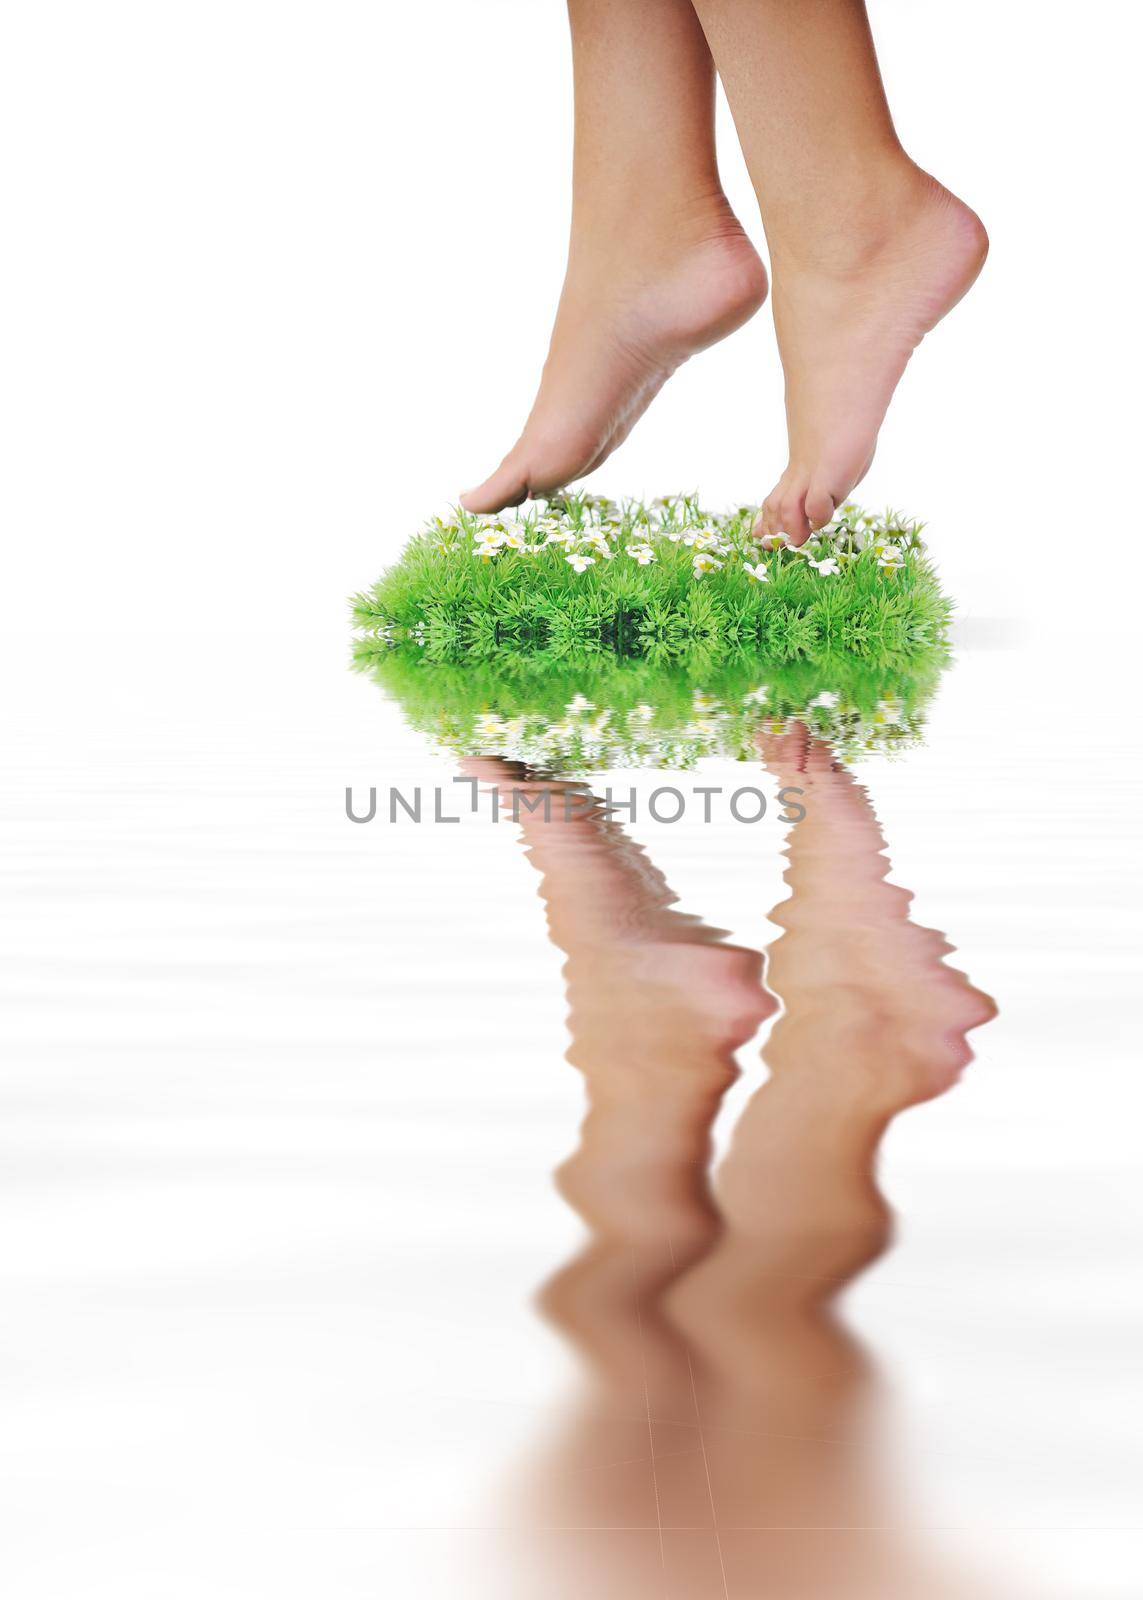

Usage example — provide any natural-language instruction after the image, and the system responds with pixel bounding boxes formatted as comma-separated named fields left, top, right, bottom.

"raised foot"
left=461, top=223, right=767, bottom=514
left=756, top=176, right=989, bottom=546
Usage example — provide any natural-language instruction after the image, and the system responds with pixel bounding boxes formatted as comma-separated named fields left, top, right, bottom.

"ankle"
left=765, top=158, right=945, bottom=276
left=571, top=178, right=745, bottom=265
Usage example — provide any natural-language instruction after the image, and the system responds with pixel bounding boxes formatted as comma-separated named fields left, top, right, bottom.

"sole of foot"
left=460, top=214, right=767, bottom=515
left=755, top=172, right=989, bottom=546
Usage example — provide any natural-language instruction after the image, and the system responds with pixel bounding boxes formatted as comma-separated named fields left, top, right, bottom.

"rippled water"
left=2, top=625, right=1140, bottom=1597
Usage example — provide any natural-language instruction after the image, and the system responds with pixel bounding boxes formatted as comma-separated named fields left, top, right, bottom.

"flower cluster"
left=441, top=681, right=922, bottom=772
left=425, top=495, right=924, bottom=583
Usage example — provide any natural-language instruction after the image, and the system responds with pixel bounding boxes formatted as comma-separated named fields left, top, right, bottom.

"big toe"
left=753, top=475, right=812, bottom=548
left=459, top=457, right=529, bottom=515
left=805, top=483, right=836, bottom=530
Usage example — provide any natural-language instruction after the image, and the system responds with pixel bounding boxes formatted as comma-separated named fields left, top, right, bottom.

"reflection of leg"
left=460, top=0, right=767, bottom=514
left=665, top=725, right=996, bottom=1596
left=466, top=760, right=772, bottom=1590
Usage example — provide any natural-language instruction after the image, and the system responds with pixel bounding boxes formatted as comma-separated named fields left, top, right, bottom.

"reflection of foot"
left=756, top=171, right=988, bottom=545
left=460, top=756, right=774, bottom=1248
left=460, top=205, right=767, bottom=513
left=756, top=721, right=996, bottom=1101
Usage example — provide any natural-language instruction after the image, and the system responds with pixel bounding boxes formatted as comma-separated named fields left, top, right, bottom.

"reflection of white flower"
left=808, top=691, right=839, bottom=710
left=630, top=703, right=655, bottom=723
left=566, top=694, right=595, bottom=714
left=692, top=553, right=723, bottom=577
left=743, top=561, right=769, bottom=583
left=693, top=691, right=718, bottom=713
left=874, top=698, right=902, bottom=725
left=743, top=685, right=769, bottom=705
left=475, top=711, right=504, bottom=738
left=566, top=553, right=596, bottom=573
left=808, top=556, right=840, bottom=576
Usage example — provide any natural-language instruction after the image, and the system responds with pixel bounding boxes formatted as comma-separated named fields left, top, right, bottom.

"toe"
left=459, top=457, right=529, bottom=515
left=776, top=485, right=812, bottom=547
left=805, top=484, right=836, bottom=531
left=752, top=493, right=782, bottom=547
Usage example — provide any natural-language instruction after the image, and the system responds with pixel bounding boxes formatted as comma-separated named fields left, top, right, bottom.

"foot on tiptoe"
left=461, top=199, right=767, bottom=514
left=755, top=169, right=988, bottom=547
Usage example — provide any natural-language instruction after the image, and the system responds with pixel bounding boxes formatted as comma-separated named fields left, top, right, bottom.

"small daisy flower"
left=876, top=546, right=905, bottom=569
left=743, top=561, right=769, bottom=583
left=499, top=530, right=527, bottom=551
left=692, top=553, right=723, bottom=577
left=628, top=544, right=656, bottom=565
left=808, top=556, right=841, bottom=576
left=545, top=528, right=577, bottom=548
left=566, top=553, right=596, bottom=573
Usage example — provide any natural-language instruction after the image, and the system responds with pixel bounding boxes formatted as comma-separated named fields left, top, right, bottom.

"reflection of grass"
left=351, top=494, right=952, bottom=661
left=353, top=641, right=949, bottom=770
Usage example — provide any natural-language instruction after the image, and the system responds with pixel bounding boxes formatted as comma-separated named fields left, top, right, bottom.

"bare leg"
left=460, top=0, right=767, bottom=515
left=690, top=0, right=989, bottom=544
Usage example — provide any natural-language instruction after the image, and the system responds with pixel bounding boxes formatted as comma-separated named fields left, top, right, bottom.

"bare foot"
left=756, top=170, right=988, bottom=546
left=461, top=202, right=767, bottom=513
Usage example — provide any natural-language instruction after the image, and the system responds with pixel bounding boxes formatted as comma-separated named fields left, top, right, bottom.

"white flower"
left=473, top=525, right=505, bottom=555
left=743, top=561, right=769, bottom=583
left=566, top=553, right=596, bottom=573
left=628, top=544, right=656, bottom=565
left=808, top=556, right=841, bottom=576
left=694, top=528, right=725, bottom=551
left=692, top=553, right=723, bottom=577
left=499, top=530, right=527, bottom=551
left=876, top=545, right=904, bottom=568
left=808, top=691, right=839, bottom=710
left=743, top=685, right=769, bottom=705
left=545, top=528, right=577, bottom=548
left=566, top=694, right=595, bottom=714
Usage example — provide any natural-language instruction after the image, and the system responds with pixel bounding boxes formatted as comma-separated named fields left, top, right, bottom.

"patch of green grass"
left=351, top=493, right=952, bottom=662
left=353, top=640, right=949, bottom=771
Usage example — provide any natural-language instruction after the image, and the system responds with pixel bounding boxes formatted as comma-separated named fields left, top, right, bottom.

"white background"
left=2, top=3, right=1142, bottom=1597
